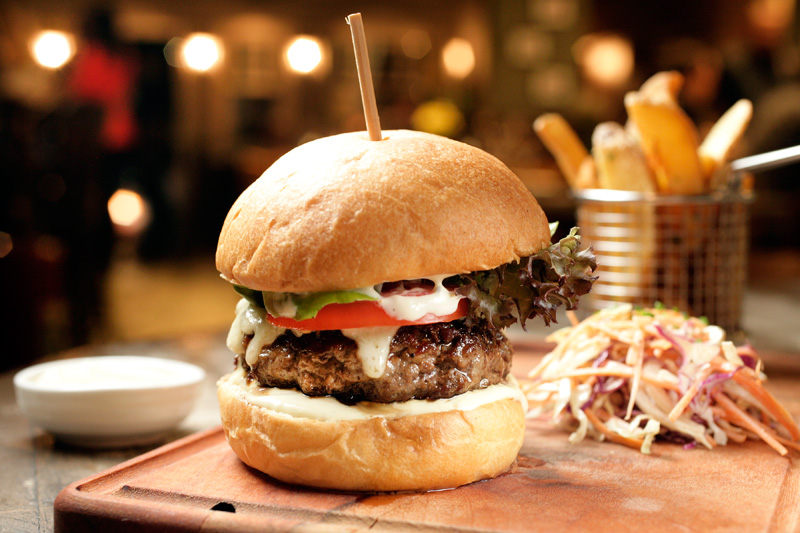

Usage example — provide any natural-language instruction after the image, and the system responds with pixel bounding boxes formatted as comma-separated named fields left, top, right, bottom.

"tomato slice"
left=267, top=298, right=469, bottom=331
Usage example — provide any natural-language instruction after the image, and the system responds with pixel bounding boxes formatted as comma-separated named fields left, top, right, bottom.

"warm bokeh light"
left=181, top=33, right=222, bottom=72
left=108, top=189, right=150, bottom=235
left=747, top=0, right=795, bottom=46
left=31, top=31, right=74, bottom=69
left=410, top=99, right=465, bottom=138
left=442, top=38, right=475, bottom=79
left=285, top=36, right=323, bottom=74
left=573, top=33, right=634, bottom=89
left=0, top=232, right=12, bottom=259
left=401, top=29, right=432, bottom=59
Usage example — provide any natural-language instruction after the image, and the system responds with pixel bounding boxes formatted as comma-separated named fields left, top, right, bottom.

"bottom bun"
left=217, top=371, right=526, bottom=492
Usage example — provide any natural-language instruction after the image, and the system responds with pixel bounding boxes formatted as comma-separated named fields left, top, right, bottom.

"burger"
left=215, top=129, right=596, bottom=492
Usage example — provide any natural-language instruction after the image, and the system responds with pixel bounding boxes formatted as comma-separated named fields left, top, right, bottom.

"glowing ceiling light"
left=574, top=33, right=634, bottom=89
left=442, top=38, right=475, bottom=80
left=182, top=33, right=222, bottom=72
left=285, top=36, right=323, bottom=74
left=31, top=31, right=74, bottom=69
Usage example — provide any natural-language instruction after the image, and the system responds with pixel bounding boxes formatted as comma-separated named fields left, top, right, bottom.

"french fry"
left=576, top=156, right=599, bottom=189
left=638, top=70, right=685, bottom=103
left=534, top=113, right=590, bottom=190
left=698, top=99, right=753, bottom=190
left=625, top=71, right=684, bottom=144
left=591, top=122, right=655, bottom=192
left=624, top=92, right=706, bottom=195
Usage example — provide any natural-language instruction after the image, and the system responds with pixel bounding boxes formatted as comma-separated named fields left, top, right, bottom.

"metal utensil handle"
left=730, top=144, right=800, bottom=174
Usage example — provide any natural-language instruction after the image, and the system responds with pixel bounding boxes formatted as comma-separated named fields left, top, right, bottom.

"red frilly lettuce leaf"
left=449, top=227, right=597, bottom=329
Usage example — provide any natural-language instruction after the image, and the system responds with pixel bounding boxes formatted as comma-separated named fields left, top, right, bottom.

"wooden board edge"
left=53, top=426, right=225, bottom=531
left=54, top=489, right=205, bottom=533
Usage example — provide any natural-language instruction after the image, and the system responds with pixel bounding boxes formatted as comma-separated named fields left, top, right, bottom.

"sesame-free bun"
left=216, top=129, right=550, bottom=292
left=216, top=371, right=526, bottom=492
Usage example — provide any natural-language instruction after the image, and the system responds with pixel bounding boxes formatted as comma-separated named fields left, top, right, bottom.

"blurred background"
left=2, top=0, right=800, bottom=370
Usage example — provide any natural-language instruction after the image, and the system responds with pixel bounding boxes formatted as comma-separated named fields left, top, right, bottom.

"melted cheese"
left=227, top=299, right=285, bottom=366
left=341, top=326, right=399, bottom=378
left=222, top=367, right=527, bottom=421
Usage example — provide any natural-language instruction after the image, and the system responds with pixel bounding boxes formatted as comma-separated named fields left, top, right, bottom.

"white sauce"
left=357, top=274, right=462, bottom=322
left=340, top=326, right=399, bottom=378
left=227, top=298, right=285, bottom=366
left=269, top=293, right=298, bottom=317
left=222, top=367, right=527, bottom=421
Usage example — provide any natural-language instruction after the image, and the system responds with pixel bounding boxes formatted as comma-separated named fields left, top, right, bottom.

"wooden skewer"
left=346, top=13, right=382, bottom=141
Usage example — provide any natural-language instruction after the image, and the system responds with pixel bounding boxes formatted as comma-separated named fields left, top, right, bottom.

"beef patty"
left=240, top=320, right=512, bottom=404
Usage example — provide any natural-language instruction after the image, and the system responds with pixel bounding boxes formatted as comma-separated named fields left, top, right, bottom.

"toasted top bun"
left=216, top=129, right=550, bottom=292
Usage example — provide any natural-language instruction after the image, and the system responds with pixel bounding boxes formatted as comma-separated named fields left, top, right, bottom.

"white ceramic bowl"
left=14, top=356, right=206, bottom=448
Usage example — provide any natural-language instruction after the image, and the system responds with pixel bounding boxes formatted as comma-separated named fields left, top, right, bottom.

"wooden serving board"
left=54, top=344, right=800, bottom=532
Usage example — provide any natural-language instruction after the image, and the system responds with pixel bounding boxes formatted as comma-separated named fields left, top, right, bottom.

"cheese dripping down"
left=220, top=367, right=528, bottom=421
left=340, top=326, right=398, bottom=378
left=226, top=275, right=464, bottom=378
left=227, top=298, right=285, bottom=367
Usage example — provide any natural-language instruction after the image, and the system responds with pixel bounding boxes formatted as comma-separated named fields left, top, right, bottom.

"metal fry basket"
left=575, top=189, right=752, bottom=334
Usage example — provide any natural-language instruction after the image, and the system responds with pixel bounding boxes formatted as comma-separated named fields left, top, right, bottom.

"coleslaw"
left=524, top=304, right=800, bottom=455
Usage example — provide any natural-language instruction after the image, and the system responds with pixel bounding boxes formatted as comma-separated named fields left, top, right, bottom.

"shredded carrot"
left=714, top=392, right=788, bottom=456
left=566, top=310, right=580, bottom=327
left=733, top=410, right=800, bottom=453
left=730, top=371, right=800, bottom=441
left=583, top=407, right=644, bottom=450
left=586, top=323, right=635, bottom=345
left=775, top=435, right=800, bottom=453
left=668, top=363, right=713, bottom=421
left=531, top=366, right=680, bottom=391
left=719, top=424, right=748, bottom=443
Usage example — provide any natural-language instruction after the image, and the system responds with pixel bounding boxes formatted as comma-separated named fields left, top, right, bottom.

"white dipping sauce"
left=17, top=356, right=205, bottom=391
left=14, top=356, right=206, bottom=448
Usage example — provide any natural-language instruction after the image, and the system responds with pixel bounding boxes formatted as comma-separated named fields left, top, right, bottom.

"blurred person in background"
left=68, top=9, right=139, bottom=156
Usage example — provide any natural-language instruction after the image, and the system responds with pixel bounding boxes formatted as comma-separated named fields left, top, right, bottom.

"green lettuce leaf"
left=263, top=290, right=378, bottom=321
left=449, top=227, right=597, bottom=329
left=234, top=285, right=264, bottom=307
left=234, top=285, right=377, bottom=320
